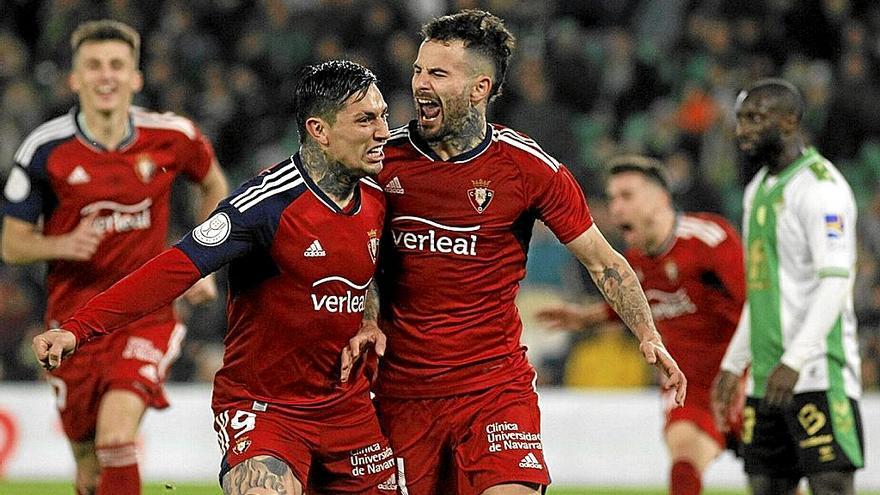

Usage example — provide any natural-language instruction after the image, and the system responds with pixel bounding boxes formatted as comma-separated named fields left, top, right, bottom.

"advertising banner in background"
left=1, top=384, right=877, bottom=489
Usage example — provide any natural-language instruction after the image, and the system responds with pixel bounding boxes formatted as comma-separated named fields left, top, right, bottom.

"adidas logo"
left=304, top=240, right=326, bottom=257
left=67, top=165, right=91, bottom=185
left=377, top=473, right=397, bottom=491
left=384, top=177, right=404, bottom=194
left=518, top=452, right=543, bottom=470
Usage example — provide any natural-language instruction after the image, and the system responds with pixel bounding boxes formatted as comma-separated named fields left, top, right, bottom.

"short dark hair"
left=740, top=78, right=804, bottom=121
left=71, top=20, right=141, bottom=67
left=293, top=60, right=378, bottom=143
left=421, top=9, right=515, bottom=101
left=606, top=155, right=669, bottom=190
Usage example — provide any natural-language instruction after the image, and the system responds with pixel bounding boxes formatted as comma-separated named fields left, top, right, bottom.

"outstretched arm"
left=565, top=225, right=686, bottom=406
left=32, top=247, right=203, bottom=370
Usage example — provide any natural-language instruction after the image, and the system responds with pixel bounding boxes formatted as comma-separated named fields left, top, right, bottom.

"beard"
left=740, top=128, right=785, bottom=170
left=418, top=91, right=473, bottom=145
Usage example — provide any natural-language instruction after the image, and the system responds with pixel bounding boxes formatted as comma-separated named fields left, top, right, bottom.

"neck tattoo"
left=301, top=143, right=361, bottom=202
left=438, top=106, right=485, bottom=155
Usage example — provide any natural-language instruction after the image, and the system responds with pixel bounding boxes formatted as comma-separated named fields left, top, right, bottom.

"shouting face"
left=411, top=39, right=489, bottom=144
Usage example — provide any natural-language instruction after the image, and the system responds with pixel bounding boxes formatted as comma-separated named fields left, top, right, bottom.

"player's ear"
left=781, top=113, right=799, bottom=133
left=305, top=117, right=330, bottom=146
left=132, top=69, right=144, bottom=93
left=68, top=70, right=81, bottom=93
left=471, top=74, right=492, bottom=105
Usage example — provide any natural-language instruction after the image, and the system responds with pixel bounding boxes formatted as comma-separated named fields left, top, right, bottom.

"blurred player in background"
left=356, top=10, right=685, bottom=494
left=32, top=60, right=396, bottom=495
left=537, top=155, right=745, bottom=495
left=713, top=78, right=864, bottom=495
left=1, top=20, right=228, bottom=495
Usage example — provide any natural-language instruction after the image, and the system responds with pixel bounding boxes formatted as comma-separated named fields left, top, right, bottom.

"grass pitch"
left=0, top=481, right=754, bottom=494
left=2, top=481, right=878, bottom=494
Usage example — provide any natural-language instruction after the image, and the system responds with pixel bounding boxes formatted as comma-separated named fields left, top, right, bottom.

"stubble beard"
left=421, top=94, right=485, bottom=152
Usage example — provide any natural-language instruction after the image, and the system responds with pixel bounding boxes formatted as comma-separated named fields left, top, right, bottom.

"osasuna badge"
left=135, top=154, right=157, bottom=183
left=467, top=179, right=494, bottom=214
left=232, top=436, right=251, bottom=455
left=368, top=229, right=380, bottom=264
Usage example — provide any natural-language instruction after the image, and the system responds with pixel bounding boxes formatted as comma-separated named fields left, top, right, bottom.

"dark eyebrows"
left=355, top=105, right=388, bottom=120
left=413, top=62, right=448, bottom=75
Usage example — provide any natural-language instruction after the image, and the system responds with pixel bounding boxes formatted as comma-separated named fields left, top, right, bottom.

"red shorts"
left=47, top=321, right=185, bottom=442
left=375, top=377, right=550, bottom=495
left=663, top=383, right=740, bottom=448
left=213, top=398, right=396, bottom=494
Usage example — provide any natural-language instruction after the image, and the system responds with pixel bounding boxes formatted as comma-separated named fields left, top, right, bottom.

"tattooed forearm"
left=590, top=261, right=655, bottom=340
left=364, top=279, right=380, bottom=322
left=222, top=456, right=298, bottom=495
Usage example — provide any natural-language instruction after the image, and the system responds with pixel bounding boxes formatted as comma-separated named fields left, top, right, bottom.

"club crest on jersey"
left=232, top=436, right=251, bottom=455
left=467, top=179, right=494, bottom=214
left=368, top=229, right=380, bottom=264
left=135, top=155, right=157, bottom=183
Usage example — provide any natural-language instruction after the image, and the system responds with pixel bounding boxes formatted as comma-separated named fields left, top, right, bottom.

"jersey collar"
left=646, top=213, right=680, bottom=258
left=71, top=106, right=138, bottom=152
left=759, top=147, right=822, bottom=196
left=406, top=120, right=493, bottom=163
left=292, top=152, right=362, bottom=215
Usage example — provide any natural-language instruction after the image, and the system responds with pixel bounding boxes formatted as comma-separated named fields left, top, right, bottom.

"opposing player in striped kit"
left=32, top=60, right=397, bottom=494
left=1, top=20, right=228, bottom=495
left=537, top=156, right=745, bottom=495
left=713, top=79, right=864, bottom=495
left=355, top=10, right=685, bottom=494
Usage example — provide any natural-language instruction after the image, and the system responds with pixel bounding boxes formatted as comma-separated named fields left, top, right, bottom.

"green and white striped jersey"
left=742, top=147, right=861, bottom=399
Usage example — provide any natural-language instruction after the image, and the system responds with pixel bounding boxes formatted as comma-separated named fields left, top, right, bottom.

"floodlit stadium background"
left=1, top=0, right=879, bottom=492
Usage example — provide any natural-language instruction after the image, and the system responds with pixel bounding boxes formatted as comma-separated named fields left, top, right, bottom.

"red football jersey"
left=375, top=122, right=593, bottom=397
left=64, top=155, right=387, bottom=409
left=2, top=107, right=214, bottom=329
left=618, top=213, right=745, bottom=391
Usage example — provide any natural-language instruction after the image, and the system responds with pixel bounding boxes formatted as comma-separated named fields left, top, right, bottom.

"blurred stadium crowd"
left=2, top=0, right=880, bottom=390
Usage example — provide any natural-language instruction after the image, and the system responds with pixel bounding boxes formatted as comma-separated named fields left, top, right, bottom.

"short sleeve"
left=531, top=165, right=593, bottom=244
left=2, top=161, right=52, bottom=224
left=178, top=124, right=217, bottom=183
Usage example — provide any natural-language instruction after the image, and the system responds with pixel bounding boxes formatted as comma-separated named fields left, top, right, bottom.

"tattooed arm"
left=222, top=455, right=301, bottom=495
left=340, top=279, right=386, bottom=382
left=565, top=225, right=687, bottom=406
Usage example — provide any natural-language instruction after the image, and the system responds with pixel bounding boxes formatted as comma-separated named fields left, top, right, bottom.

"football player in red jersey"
left=32, top=60, right=396, bottom=495
left=537, top=155, right=745, bottom=495
left=344, top=10, right=684, bottom=495
left=1, top=20, right=228, bottom=495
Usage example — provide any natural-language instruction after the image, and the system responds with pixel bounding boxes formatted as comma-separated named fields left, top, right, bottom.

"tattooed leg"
left=222, top=455, right=303, bottom=495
